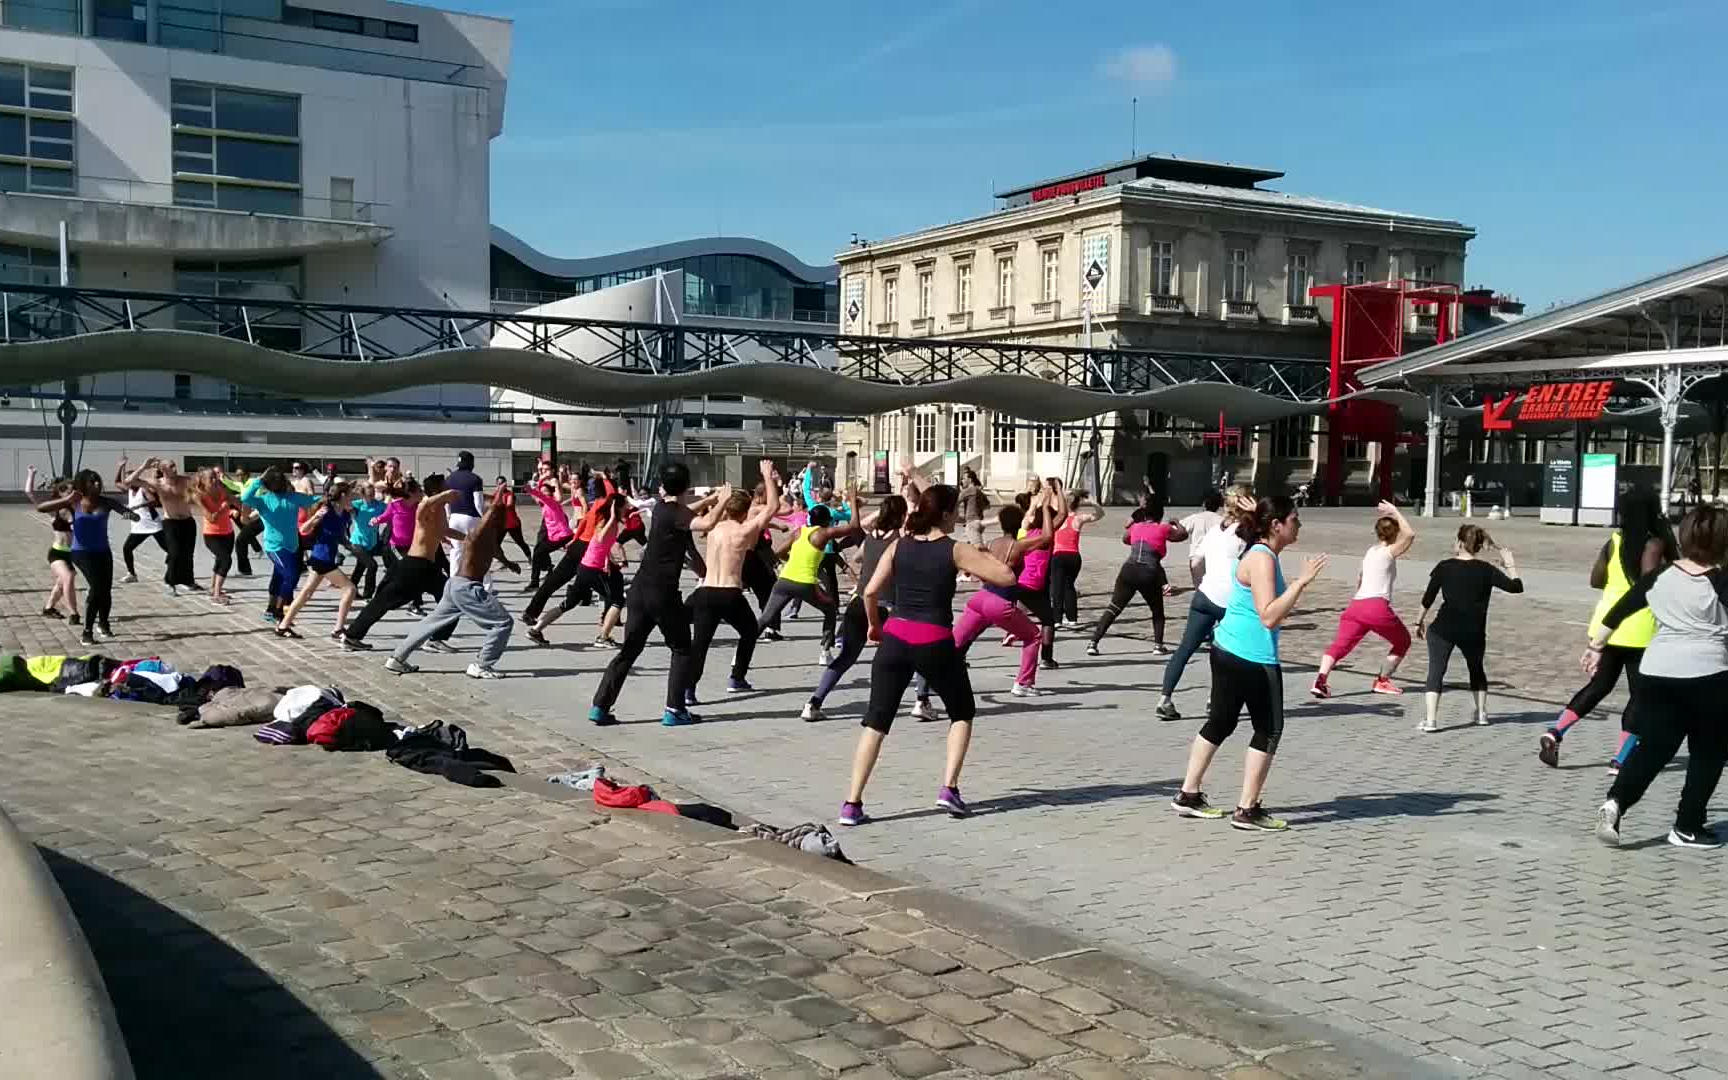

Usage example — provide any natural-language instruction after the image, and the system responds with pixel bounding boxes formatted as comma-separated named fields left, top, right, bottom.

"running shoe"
left=1231, top=804, right=1289, bottom=832
left=661, top=707, right=700, bottom=727
left=800, top=701, right=823, bottom=722
left=424, top=640, right=458, bottom=655
left=66, top=614, right=79, bottom=627
left=341, top=635, right=373, bottom=652
left=465, top=663, right=503, bottom=680
left=78, top=632, right=96, bottom=648
left=1475, top=712, right=1490, bottom=727
left=592, top=636, right=618, bottom=649
left=910, top=699, right=939, bottom=722
left=1061, top=619, right=1080, bottom=631
left=837, top=801, right=869, bottom=827
left=1001, top=635, right=1019, bottom=648
left=588, top=706, right=618, bottom=727
left=1010, top=683, right=1045, bottom=698
left=936, top=786, right=971, bottom=818
left=408, top=605, right=428, bottom=617
left=164, top=584, right=176, bottom=598
left=1371, top=677, right=1402, bottom=696
left=727, top=677, right=753, bottom=693
left=329, top=628, right=345, bottom=642
left=97, top=622, right=113, bottom=640
left=819, top=646, right=836, bottom=665
left=40, top=607, right=56, bottom=618
left=1152, top=643, right=1171, bottom=656
left=1309, top=677, right=1331, bottom=699
left=1086, top=643, right=1100, bottom=657
left=1605, top=762, right=1620, bottom=776
left=1155, top=701, right=1181, bottom=722
left=384, top=656, right=419, bottom=675
left=525, top=627, right=548, bottom=646
left=1041, top=657, right=1061, bottom=671
left=684, top=687, right=700, bottom=708
left=1668, top=826, right=1721, bottom=849
left=121, top=573, right=137, bottom=584
left=260, top=611, right=277, bottom=625
left=1596, top=800, right=1622, bottom=846
left=760, top=628, right=784, bottom=642
left=1172, top=791, right=1225, bottom=819
left=274, top=626, right=302, bottom=640
left=1418, top=719, right=1438, bottom=733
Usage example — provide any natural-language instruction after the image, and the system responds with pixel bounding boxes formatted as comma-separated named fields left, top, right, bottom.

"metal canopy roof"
left=1359, top=249, right=1728, bottom=386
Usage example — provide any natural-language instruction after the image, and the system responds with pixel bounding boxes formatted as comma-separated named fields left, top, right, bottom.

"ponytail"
left=906, top=484, right=959, bottom=535
left=1237, top=495, right=1296, bottom=547
left=874, top=494, right=908, bottom=534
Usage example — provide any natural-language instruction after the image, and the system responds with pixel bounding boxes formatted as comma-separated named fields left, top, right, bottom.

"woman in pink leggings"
left=1312, top=501, right=1416, bottom=697
left=955, top=494, right=1056, bottom=697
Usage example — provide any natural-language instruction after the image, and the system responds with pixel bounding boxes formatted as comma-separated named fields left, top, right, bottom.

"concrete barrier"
left=0, top=807, right=134, bottom=1080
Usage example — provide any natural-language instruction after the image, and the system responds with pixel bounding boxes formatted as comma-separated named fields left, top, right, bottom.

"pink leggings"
left=954, top=590, right=1042, bottom=687
left=1325, top=597, right=1411, bottom=661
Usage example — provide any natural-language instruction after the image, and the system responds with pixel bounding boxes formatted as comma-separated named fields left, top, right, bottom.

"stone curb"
left=504, top=766, right=1444, bottom=1080
left=0, top=804, right=136, bottom=1080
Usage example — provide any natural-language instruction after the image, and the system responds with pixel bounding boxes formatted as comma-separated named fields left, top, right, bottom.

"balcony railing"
left=1147, top=293, right=1185, bottom=314
left=0, top=173, right=383, bottom=222
left=1221, top=298, right=1259, bottom=321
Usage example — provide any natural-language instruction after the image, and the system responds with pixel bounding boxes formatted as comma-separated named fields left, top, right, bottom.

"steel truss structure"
left=0, top=283, right=1333, bottom=400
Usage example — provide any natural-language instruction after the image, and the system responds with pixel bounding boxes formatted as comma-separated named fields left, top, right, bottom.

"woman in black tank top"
left=838, top=485, right=1018, bottom=828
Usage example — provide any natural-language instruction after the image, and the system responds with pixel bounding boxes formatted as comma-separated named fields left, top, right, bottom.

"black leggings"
left=1014, top=584, right=1056, bottom=662
left=121, top=531, right=165, bottom=576
left=688, top=586, right=760, bottom=687
left=1090, top=561, right=1167, bottom=646
left=1200, top=646, right=1284, bottom=754
left=350, top=540, right=382, bottom=598
left=505, top=522, right=533, bottom=562
left=161, top=517, right=197, bottom=588
left=1563, top=644, right=1643, bottom=734
left=1425, top=628, right=1488, bottom=693
left=525, top=540, right=588, bottom=623
left=345, top=556, right=451, bottom=643
left=203, top=533, right=234, bottom=578
left=234, top=519, right=261, bottom=576
left=70, top=549, right=114, bottom=631
left=530, top=532, right=569, bottom=587
left=1608, top=670, right=1728, bottom=833
left=744, top=547, right=776, bottom=625
left=757, top=580, right=837, bottom=648
left=593, top=584, right=692, bottom=712
left=553, top=564, right=624, bottom=619
left=1049, top=552, right=1083, bottom=623
left=863, top=631, right=975, bottom=734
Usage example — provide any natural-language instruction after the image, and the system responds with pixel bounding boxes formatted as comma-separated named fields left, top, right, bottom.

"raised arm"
left=23, top=465, right=41, bottom=506
left=810, top=485, right=865, bottom=548
left=742, top=460, right=781, bottom=536
left=1379, top=501, right=1417, bottom=558
left=1490, top=546, right=1523, bottom=593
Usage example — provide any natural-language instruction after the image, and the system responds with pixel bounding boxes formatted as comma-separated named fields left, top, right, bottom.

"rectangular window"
left=174, top=258, right=304, bottom=352
left=881, top=276, right=897, bottom=322
left=991, top=415, right=1018, bottom=454
left=1, top=0, right=78, bottom=33
left=952, top=408, right=976, bottom=454
left=1040, top=248, right=1059, bottom=303
left=954, top=261, right=972, bottom=313
left=171, top=81, right=301, bottom=215
left=1153, top=241, right=1175, bottom=296
left=913, top=411, right=938, bottom=456
left=1286, top=253, right=1311, bottom=307
left=328, top=176, right=354, bottom=220
left=917, top=269, right=932, bottom=319
left=996, top=256, right=1014, bottom=308
left=1269, top=415, right=1312, bottom=459
left=1226, top=248, right=1251, bottom=302
left=1413, top=261, right=1437, bottom=284
left=0, top=242, right=73, bottom=286
left=0, top=63, right=75, bottom=195
left=1347, top=258, right=1368, bottom=286
left=1033, top=424, right=1062, bottom=454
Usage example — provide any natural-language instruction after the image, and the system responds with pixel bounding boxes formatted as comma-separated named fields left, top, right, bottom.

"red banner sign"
left=1482, top=380, right=1614, bottom=430
left=1031, top=173, right=1106, bottom=202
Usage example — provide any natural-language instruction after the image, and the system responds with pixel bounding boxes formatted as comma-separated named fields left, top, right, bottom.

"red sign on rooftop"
left=1031, top=173, right=1106, bottom=202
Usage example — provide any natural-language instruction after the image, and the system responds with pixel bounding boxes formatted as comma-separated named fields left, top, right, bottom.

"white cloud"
left=1100, top=44, right=1178, bottom=87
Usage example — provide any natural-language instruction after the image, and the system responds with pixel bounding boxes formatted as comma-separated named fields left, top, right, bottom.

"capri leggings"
left=203, top=533, right=235, bottom=577
left=1560, top=644, right=1643, bottom=734
left=862, top=631, right=976, bottom=734
left=266, top=549, right=303, bottom=604
left=1424, top=628, right=1488, bottom=693
left=1199, top=645, right=1284, bottom=754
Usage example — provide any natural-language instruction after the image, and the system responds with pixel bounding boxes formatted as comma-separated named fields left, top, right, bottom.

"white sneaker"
left=1010, top=683, right=1046, bottom=697
left=800, top=702, right=823, bottom=722
left=384, top=656, right=419, bottom=675
left=465, top=663, right=502, bottom=680
left=819, top=646, right=836, bottom=665
left=164, top=585, right=177, bottom=598
left=1597, top=799, right=1622, bottom=846
left=910, top=699, right=939, bottom=722
left=121, top=573, right=138, bottom=584
left=1417, top=719, right=1437, bottom=733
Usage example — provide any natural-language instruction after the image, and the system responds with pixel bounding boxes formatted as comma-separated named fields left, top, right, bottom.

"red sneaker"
left=1371, top=676, right=1403, bottom=695
left=1309, top=678, right=1330, bottom=699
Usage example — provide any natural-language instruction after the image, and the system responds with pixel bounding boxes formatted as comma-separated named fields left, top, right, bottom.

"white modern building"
left=0, top=0, right=524, bottom=486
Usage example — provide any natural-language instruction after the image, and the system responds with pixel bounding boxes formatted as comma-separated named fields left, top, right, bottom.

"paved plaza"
left=0, top=503, right=1725, bottom=1079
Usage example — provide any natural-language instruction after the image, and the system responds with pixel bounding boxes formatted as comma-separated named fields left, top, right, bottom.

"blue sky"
left=470, top=0, right=1725, bottom=309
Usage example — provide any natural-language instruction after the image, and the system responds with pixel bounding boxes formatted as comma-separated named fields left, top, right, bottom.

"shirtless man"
left=686, top=460, right=780, bottom=697
left=388, top=479, right=518, bottom=678
left=123, top=456, right=199, bottom=595
left=342, top=473, right=466, bottom=650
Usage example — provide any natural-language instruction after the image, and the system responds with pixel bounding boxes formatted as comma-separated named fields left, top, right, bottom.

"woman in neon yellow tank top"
left=1540, top=489, right=1675, bottom=770
left=755, top=492, right=862, bottom=663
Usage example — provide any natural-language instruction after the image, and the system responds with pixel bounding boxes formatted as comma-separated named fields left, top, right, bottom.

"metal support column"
left=56, top=219, right=74, bottom=479
left=1423, top=383, right=1443, bottom=518
left=1658, top=364, right=1683, bottom=514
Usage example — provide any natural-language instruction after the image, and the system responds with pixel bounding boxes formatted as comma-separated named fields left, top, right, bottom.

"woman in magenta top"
left=1010, top=479, right=1065, bottom=670
left=377, top=488, right=419, bottom=556
left=526, top=497, right=624, bottom=646
left=526, top=478, right=575, bottom=589
left=1088, top=500, right=1188, bottom=656
left=1047, top=490, right=1103, bottom=629
left=955, top=491, right=1055, bottom=695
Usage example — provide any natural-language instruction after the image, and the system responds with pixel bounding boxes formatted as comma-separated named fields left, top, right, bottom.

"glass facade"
left=0, top=63, right=75, bottom=195
left=174, top=257, right=304, bottom=353
left=491, top=247, right=838, bottom=325
left=171, top=81, right=302, bottom=215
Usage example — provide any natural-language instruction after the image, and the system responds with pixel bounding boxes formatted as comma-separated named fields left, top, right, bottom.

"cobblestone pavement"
left=466, top=507, right=1728, bottom=1080
left=0, top=506, right=1394, bottom=1080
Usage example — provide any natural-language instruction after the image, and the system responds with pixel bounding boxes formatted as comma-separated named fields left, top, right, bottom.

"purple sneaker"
left=837, top=801, right=869, bottom=827
left=936, top=786, right=971, bottom=818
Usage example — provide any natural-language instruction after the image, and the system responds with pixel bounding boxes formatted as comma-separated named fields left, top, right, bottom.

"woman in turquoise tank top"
left=1172, top=495, right=1327, bottom=832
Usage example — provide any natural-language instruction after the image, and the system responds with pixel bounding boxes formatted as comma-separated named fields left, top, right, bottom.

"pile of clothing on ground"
left=0, top=652, right=244, bottom=708
left=247, top=688, right=516, bottom=789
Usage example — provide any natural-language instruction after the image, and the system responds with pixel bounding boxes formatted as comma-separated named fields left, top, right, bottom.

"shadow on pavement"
left=1278, top=790, right=1500, bottom=825
left=870, top=779, right=1187, bottom=823
left=39, top=849, right=386, bottom=1080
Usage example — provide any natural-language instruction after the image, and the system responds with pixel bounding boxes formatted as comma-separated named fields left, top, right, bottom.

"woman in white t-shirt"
left=1155, top=487, right=1254, bottom=722
left=1177, top=491, right=1225, bottom=588
left=1311, top=501, right=1416, bottom=698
